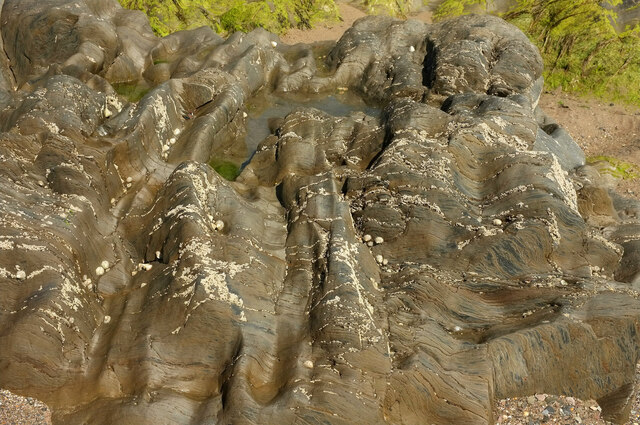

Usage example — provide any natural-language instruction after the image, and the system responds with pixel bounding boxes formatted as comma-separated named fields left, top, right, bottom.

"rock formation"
left=0, top=1, right=639, bottom=424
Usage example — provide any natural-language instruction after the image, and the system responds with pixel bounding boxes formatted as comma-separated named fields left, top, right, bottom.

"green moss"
left=118, top=0, right=339, bottom=36
left=433, top=0, right=486, bottom=21
left=587, top=155, right=639, bottom=179
left=209, top=158, right=240, bottom=181
left=113, top=82, right=151, bottom=103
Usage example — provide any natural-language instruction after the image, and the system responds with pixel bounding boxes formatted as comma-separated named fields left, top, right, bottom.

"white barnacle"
left=382, top=258, right=389, bottom=266
left=363, top=234, right=372, bottom=242
left=16, top=270, right=26, bottom=280
left=139, top=263, right=153, bottom=271
left=303, top=360, right=313, bottom=369
left=215, top=220, right=225, bottom=231
left=375, top=254, right=384, bottom=264
left=126, top=176, right=133, bottom=183
left=367, top=241, right=374, bottom=247
left=271, top=40, right=278, bottom=48
left=169, top=137, right=176, bottom=145
left=103, top=315, right=111, bottom=324
left=95, top=266, right=105, bottom=276
left=492, top=218, right=503, bottom=226
left=173, top=128, right=181, bottom=136
left=374, top=236, right=384, bottom=244
left=409, top=45, right=415, bottom=52
left=155, top=250, right=161, bottom=259
left=101, top=260, right=110, bottom=269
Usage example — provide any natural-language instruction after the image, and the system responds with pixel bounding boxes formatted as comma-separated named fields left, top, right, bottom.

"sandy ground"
left=3, top=3, right=640, bottom=425
left=539, top=90, right=640, bottom=199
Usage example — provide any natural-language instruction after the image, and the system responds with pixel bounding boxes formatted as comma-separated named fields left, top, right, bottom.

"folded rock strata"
left=0, top=1, right=639, bottom=424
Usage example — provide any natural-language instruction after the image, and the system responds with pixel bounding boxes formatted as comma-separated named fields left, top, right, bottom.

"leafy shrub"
left=433, top=0, right=640, bottom=106
left=118, top=0, right=339, bottom=36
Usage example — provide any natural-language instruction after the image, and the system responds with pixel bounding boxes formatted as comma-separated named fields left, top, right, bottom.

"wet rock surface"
left=0, top=1, right=639, bottom=424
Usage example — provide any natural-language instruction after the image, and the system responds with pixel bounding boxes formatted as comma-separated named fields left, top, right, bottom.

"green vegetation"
left=209, top=158, right=240, bottom=181
left=433, top=0, right=486, bottom=21
left=587, top=155, right=639, bottom=179
left=433, top=0, right=640, bottom=106
left=361, top=0, right=413, bottom=16
left=113, top=82, right=151, bottom=102
left=118, top=0, right=339, bottom=36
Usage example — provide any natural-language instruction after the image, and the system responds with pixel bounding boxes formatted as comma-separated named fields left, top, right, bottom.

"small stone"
left=375, top=254, right=384, bottom=264
left=242, top=112, right=248, bottom=118
left=37, top=180, right=44, bottom=186
left=374, top=236, right=384, bottom=244
left=101, top=260, right=110, bottom=269
left=140, top=282, right=147, bottom=288
left=535, top=394, right=546, bottom=402
left=527, top=396, right=536, bottom=404
left=139, top=263, right=153, bottom=271
left=103, top=107, right=112, bottom=118
left=363, top=234, right=372, bottom=242
left=271, top=40, right=278, bottom=47
left=215, top=220, right=225, bottom=230
left=16, top=270, right=26, bottom=280
left=493, top=218, right=502, bottom=226
left=103, top=315, right=111, bottom=324
left=110, top=198, right=116, bottom=204
left=409, top=45, right=415, bottom=52
left=155, top=250, right=161, bottom=259
left=303, top=360, right=313, bottom=369
left=162, top=145, right=170, bottom=152
left=95, top=266, right=105, bottom=276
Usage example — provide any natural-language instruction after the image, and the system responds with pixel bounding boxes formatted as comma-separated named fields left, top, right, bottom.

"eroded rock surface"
left=0, top=1, right=639, bottom=424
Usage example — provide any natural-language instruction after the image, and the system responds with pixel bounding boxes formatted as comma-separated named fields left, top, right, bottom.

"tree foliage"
left=118, top=0, right=339, bottom=36
left=435, top=0, right=640, bottom=105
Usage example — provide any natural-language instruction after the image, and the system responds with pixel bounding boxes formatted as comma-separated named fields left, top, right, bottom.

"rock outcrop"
left=0, top=1, right=639, bottom=424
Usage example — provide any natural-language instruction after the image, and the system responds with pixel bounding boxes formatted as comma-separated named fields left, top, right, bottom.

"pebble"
left=271, top=40, right=278, bottom=47
left=409, top=45, right=415, bottom=52
left=303, top=360, right=313, bottom=369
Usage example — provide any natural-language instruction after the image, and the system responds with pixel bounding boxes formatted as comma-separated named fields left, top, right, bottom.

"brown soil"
left=281, top=3, right=432, bottom=45
left=539, top=90, right=640, bottom=200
